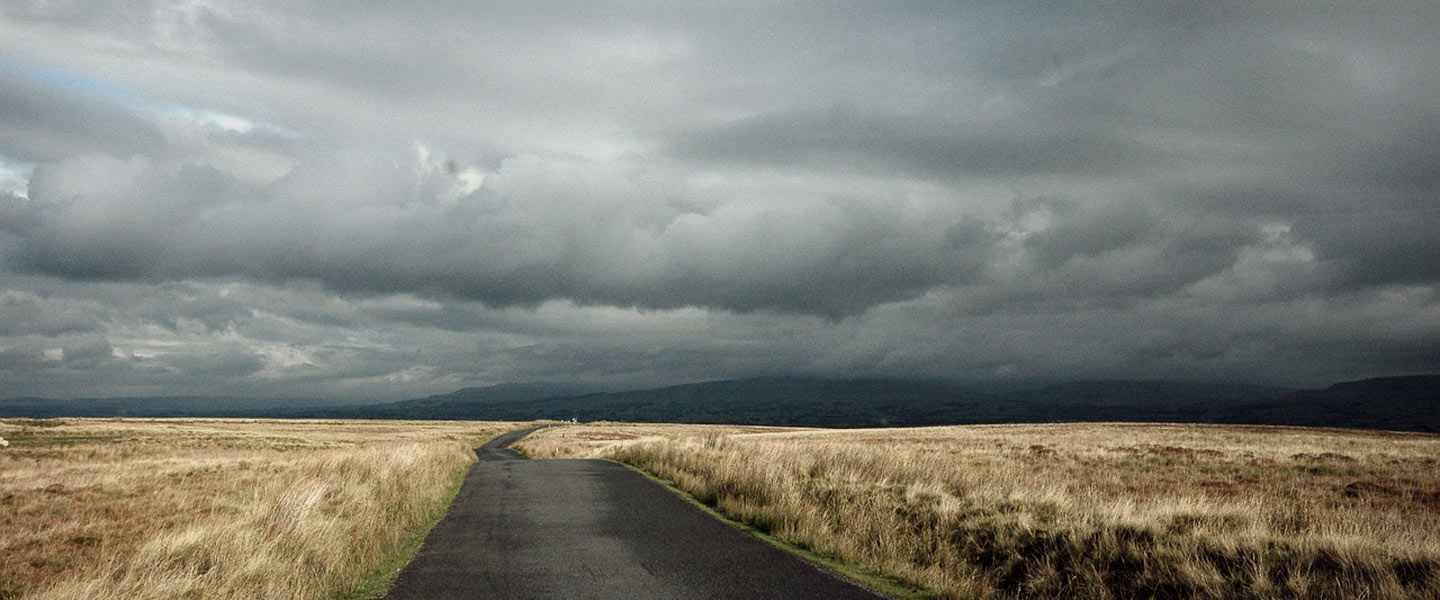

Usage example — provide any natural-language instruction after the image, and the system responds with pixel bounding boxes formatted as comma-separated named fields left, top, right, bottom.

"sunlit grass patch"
left=0, top=418, right=522, bottom=599
left=518, top=422, right=1440, bottom=599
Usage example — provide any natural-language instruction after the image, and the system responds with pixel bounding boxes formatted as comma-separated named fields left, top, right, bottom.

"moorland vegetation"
left=518, top=422, right=1440, bottom=599
left=0, top=418, right=518, bottom=599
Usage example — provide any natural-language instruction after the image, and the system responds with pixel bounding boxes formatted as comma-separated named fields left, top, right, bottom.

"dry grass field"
left=0, top=418, right=522, bottom=600
left=517, top=422, right=1440, bottom=599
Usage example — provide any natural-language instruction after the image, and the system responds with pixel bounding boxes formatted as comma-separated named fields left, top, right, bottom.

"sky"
left=1, top=2, right=1437, bottom=400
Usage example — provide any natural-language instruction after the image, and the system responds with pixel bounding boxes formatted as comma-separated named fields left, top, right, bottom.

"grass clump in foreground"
left=518, top=422, right=1440, bottom=599
left=0, top=418, right=520, bottom=600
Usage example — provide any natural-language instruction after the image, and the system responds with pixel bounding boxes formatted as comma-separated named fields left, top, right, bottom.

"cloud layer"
left=1, top=2, right=1436, bottom=398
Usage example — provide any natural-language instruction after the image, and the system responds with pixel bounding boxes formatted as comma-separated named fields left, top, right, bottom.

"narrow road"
left=384, top=426, right=887, bottom=599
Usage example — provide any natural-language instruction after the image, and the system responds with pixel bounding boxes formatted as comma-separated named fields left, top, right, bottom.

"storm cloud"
left=0, top=1, right=1436, bottom=398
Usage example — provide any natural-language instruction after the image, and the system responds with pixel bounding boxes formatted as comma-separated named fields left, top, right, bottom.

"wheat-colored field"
left=517, top=422, right=1440, bottom=599
left=0, top=418, right=522, bottom=600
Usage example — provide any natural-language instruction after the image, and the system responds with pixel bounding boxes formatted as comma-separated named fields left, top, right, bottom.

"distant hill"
left=275, top=375, right=1436, bottom=432
left=273, top=377, right=994, bottom=426
left=289, top=382, right=601, bottom=419
left=4, top=375, right=1437, bottom=433
left=510, top=377, right=994, bottom=427
left=1228, top=376, right=1440, bottom=433
left=311, top=377, right=1296, bottom=427
left=0, top=395, right=363, bottom=418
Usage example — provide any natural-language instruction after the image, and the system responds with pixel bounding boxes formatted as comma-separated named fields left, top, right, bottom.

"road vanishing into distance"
left=384, top=426, right=887, bottom=600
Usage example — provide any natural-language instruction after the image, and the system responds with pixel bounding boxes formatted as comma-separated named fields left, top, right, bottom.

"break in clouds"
left=1, top=2, right=1437, bottom=399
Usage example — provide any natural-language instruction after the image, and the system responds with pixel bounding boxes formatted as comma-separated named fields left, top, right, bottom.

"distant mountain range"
left=3, top=375, right=1437, bottom=433
left=0, top=395, right=370, bottom=418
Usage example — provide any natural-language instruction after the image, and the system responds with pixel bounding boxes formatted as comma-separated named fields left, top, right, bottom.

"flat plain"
left=516, top=422, right=1440, bottom=599
left=5, top=418, right=1437, bottom=599
left=0, top=418, right=521, bottom=600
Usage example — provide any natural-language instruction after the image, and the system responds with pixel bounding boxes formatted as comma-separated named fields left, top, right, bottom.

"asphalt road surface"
left=384, top=426, right=888, bottom=599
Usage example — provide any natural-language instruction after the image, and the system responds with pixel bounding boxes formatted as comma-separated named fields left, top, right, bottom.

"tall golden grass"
left=518, top=422, right=1440, bottom=599
left=0, top=418, right=521, bottom=600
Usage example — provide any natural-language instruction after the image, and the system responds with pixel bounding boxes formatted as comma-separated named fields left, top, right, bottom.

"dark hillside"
left=5, top=375, right=1437, bottom=432
left=284, top=376, right=1437, bottom=432
left=1234, top=376, right=1440, bottom=433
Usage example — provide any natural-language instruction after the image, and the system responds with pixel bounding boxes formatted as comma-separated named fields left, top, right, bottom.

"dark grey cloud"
left=0, top=72, right=167, bottom=161
left=0, top=1, right=1436, bottom=398
left=0, top=289, right=102, bottom=336
left=1297, top=209, right=1440, bottom=289
left=667, top=107, right=1156, bottom=180
left=3, top=151, right=996, bottom=317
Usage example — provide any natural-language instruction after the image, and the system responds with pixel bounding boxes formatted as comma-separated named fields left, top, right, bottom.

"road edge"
left=600, top=459, right=938, bottom=600
left=347, top=451, right=474, bottom=599
left=362, top=425, right=544, bottom=600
